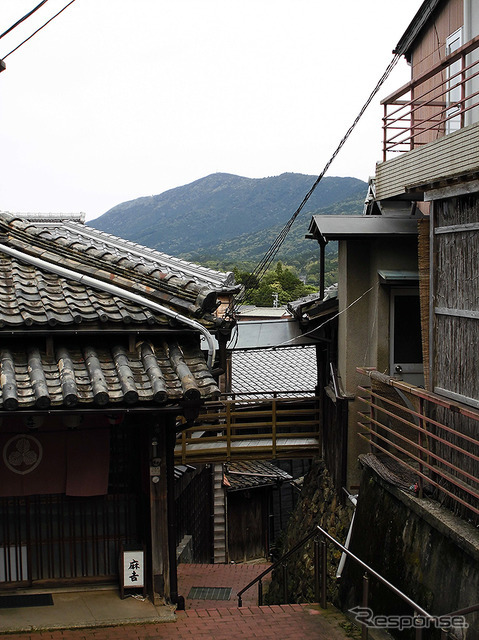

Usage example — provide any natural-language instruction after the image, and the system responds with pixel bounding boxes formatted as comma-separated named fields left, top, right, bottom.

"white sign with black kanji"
left=122, top=550, right=144, bottom=588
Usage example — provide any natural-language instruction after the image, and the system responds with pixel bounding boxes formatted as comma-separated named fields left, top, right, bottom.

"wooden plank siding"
left=433, top=194, right=479, bottom=406
left=376, top=121, right=479, bottom=200
left=411, top=0, right=463, bottom=79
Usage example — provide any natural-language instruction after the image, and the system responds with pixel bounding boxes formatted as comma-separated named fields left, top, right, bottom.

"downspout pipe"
left=0, top=244, right=216, bottom=368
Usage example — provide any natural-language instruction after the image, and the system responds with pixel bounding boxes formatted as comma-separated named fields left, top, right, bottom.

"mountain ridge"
left=88, top=172, right=367, bottom=281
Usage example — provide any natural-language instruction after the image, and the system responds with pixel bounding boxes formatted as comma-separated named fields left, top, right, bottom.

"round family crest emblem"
left=3, top=434, right=43, bottom=475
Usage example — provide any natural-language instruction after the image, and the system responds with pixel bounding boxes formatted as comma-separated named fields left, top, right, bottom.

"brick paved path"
left=0, top=605, right=353, bottom=640
left=0, top=564, right=357, bottom=639
left=177, top=562, right=272, bottom=608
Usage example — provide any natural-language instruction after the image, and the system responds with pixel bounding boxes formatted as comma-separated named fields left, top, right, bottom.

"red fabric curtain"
left=0, top=419, right=110, bottom=497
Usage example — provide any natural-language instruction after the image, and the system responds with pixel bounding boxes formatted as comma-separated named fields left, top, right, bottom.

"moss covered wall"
left=341, top=464, right=479, bottom=640
left=266, top=457, right=479, bottom=640
left=266, top=459, right=354, bottom=605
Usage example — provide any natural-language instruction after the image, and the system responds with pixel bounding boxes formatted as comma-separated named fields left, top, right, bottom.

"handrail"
left=236, top=527, right=319, bottom=606
left=443, top=602, right=479, bottom=618
left=381, top=35, right=479, bottom=105
left=356, top=367, right=479, bottom=520
left=380, top=36, right=479, bottom=159
left=237, top=523, right=470, bottom=639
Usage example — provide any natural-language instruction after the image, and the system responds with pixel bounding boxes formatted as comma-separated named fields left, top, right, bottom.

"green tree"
left=247, top=262, right=317, bottom=307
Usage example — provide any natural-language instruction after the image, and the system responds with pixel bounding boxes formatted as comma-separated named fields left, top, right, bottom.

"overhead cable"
left=229, top=52, right=401, bottom=316
left=2, top=0, right=77, bottom=60
left=0, top=0, right=49, bottom=41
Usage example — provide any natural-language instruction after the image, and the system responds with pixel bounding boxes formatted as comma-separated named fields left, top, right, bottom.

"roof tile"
left=0, top=337, right=219, bottom=410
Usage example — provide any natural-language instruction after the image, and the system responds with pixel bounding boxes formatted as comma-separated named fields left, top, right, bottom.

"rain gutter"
left=0, top=243, right=216, bottom=367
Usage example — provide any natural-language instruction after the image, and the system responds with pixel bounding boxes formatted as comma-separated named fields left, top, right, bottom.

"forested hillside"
left=89, top=172, right=367, bottom=290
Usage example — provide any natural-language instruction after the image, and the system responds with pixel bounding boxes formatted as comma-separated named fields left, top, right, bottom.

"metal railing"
left=175, top=391, right=321, bottom=464
left=356, top=367, right=479, bottom=523
left=237, top=523, right=479, bottom=639
left=381, top=35, right=479, bottom=160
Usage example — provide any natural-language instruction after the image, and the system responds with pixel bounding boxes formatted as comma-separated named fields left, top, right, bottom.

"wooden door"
left=227, top=489, right=269, bottom=563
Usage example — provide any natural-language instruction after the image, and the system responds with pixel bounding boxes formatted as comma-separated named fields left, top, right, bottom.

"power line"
left=2, top=0, right=77, bottom=60
left=0, top=0, right=50, bottom=41
left=229, top=52, right=401, bottom=317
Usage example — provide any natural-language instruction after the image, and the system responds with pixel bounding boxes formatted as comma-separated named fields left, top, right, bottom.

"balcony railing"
left=356, top=367, right=479, bottom=524
left=381, top=35, right=479, bottom=160
left=175, top=391, right=321, bottom=464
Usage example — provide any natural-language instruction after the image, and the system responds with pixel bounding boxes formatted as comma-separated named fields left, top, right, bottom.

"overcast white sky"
left=1, top=0, right=421, bottom=222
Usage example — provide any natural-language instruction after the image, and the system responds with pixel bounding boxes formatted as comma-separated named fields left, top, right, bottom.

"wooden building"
left=0, top=212, right=236, bottom=604
left=223, top=460, right=293, bottom=563
left=306, top=0, right=479, bottom=623
left=308, top=0, right=479, bottom=504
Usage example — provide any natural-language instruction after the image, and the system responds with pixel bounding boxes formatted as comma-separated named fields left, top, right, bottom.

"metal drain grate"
left=188, top=586, right=232, bottom=601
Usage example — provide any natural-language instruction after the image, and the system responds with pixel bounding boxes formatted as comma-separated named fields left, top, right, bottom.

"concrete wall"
left=341, top=463, right=479, bottom=639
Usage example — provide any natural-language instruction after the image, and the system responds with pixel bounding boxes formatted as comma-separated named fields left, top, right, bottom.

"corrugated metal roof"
left=237, top=306, right=292, bottom=318
left=231, top=319, right=317, bottom=349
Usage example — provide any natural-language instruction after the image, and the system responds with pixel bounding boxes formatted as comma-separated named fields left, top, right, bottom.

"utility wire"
left=2, top=0, right=77, bottom=60
left=229, top=52, right=401, bottom=317
left=0, top=0, right=49, bottom=41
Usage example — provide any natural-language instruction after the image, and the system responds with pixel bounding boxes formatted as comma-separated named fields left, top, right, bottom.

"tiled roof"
left=0, top=256, right=169, bottom=328
left=0, top=213, right=225, bottom=409
left=0, top=336, right=219, bottom=410
left=1, top=212, right=236, bottom=289
left=231, top=346, right=317, bottom=397
left=223, top=460, right=292, bottom=491
left=287, top=287, right=338, bottom=322
left=0, top=213, right=234, bottom=328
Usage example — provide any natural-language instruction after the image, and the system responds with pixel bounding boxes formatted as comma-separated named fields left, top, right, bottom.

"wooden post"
left=149, top=422, right=170, bottom=605
left=166, top=418, right=179, bottom=604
